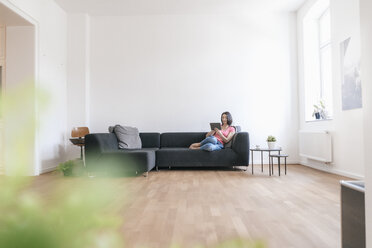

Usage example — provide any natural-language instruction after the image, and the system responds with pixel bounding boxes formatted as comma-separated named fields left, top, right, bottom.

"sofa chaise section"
left=85, top=133, right=160, bottom=176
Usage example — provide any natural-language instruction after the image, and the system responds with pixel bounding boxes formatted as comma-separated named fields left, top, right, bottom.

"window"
left=318, top=8, right=333, bottom=119
left=303, top=0, right=333, bottom=121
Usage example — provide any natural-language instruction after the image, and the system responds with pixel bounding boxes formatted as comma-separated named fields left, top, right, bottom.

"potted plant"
left=312, top=109, right=321, bottom=119
left=312, top=101, right=327, bottom=120
left=57, top=160, right=75, bottom=176
left=267, top=135, right=276, bottom=149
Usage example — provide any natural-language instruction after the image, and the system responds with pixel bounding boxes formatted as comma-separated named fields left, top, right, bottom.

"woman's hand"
left=206, top=130, right=216, bottom=137
left=216, top=128, right=236, bottom=143
left=215, top=129, right=223, bottom=137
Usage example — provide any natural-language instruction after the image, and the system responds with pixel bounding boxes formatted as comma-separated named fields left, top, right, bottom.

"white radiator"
left=299, top=130, right=332, bottom=162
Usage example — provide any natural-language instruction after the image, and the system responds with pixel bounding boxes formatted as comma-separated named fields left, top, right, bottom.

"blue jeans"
left=200, top=136, right=223, bottom=152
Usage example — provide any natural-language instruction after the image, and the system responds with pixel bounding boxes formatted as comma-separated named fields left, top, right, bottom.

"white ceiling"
left=54, top=0, right=306, bottom=16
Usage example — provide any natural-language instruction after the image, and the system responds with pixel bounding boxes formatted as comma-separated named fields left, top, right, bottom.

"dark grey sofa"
left=85, top=131, right=249, bottom=176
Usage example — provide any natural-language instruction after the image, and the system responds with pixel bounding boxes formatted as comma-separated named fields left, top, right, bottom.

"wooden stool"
left=269, top=154, right=288, bottom=176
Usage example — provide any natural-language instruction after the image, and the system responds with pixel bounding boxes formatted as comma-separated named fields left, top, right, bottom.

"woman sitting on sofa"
left=189, top=111, right=236, bottom=152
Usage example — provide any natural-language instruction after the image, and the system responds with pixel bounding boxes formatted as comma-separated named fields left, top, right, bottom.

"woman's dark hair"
left=221, top=111, right=233, bottom=126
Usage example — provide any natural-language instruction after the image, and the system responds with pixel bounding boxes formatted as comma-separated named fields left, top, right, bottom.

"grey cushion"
left=234, top=125, right=241, bottom=132
left=113, top=125, right=142, bottom=149
left=110, top=128, right=160, bottom=148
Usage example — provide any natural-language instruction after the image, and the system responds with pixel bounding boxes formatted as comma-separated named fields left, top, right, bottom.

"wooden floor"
left=30, top=164, right=350, bottom=248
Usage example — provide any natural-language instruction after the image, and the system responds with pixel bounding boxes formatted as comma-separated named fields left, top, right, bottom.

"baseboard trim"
left=252, top=159, right=300, bottom=165
left=40, top=161, right=362, bottom=179
left=41, top=166, right=57, bottom=174
left=300, top=161, right=364, bottom=179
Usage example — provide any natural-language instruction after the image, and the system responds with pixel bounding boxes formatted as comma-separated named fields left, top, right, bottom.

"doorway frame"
left=0, top=0, right=40, bottom=175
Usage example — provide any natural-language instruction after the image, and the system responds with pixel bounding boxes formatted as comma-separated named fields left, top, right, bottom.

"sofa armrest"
left=231, top=132, right=250, bottom=165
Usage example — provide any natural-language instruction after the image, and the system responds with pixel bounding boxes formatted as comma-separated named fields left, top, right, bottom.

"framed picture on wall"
left=340, top=37, right=363, bottom=110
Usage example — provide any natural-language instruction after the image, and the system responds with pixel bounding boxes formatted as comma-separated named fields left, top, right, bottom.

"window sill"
left=305, top=118, right=333, bottom=123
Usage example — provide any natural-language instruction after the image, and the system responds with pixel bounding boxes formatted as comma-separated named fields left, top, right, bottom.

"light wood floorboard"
left=25, top=164, right=350, bottom=248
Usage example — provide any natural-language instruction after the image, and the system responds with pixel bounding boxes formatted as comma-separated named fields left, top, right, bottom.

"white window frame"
left=318, top=8, right=331, bottom=101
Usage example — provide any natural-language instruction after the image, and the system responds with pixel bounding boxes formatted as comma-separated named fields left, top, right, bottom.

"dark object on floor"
left=340, top=181, right=365, bottom=248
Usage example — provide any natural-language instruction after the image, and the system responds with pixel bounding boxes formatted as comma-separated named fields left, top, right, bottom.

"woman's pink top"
left=214, top=126, right=235, bottom=145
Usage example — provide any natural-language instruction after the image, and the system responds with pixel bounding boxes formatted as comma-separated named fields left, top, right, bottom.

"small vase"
left=315, top=112, right=320, bottom=119
left=267, top=142, right=276, bottom=150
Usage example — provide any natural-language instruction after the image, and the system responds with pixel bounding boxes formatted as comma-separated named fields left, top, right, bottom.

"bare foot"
left=189, top=143, right=201, bottom=149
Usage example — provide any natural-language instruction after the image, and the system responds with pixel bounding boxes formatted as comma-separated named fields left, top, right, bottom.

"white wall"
left=85, top=13, right=299, bottom=164
left=6, top=26, right=34, bottom=87
left=360, top=0, right=372, bottom=245
left=297, top=0, right=364, bottom=179
left=66, top=13, right=90, bottom=159
left=5, top=26, right=35, bottom=175
left=0, top=0, right=67, bottom=174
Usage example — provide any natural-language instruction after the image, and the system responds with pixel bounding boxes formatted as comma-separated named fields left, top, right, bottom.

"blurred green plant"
left=57, top=160, right=75, bottom=176
left=0, top=178, right=125, bottom=248
left=0, top=82, right=265, bottom=248
left=209, top=239, right=265, bottom=248
left=56, top=159, right=85, bottom=177
left=0, top=81, right=125, bottom=248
